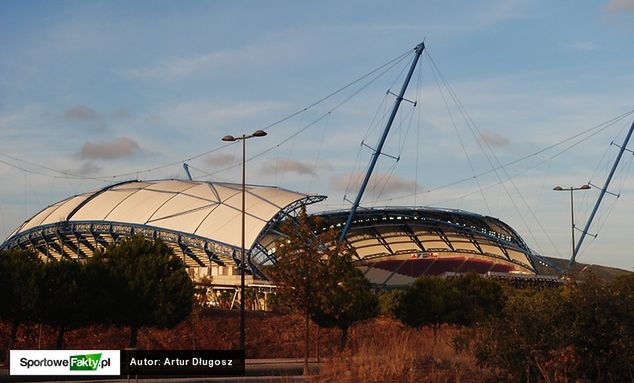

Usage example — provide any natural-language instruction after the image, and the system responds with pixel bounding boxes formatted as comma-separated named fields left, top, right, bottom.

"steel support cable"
left=343, top=144, right=367, bottom=204
left=307, top=112, right=331, bottom=192
left=372, top=103, right=418, bottom=202
left=196, top=52, right=411, bottom=181
left=363, top=59, right=412, bottom=143
left=1, top=50, right=413, bottom=183
left=428, top=137, right=603, bottom=207
left=428, top=58, right=492, bottom=215
left=360, top=85, right=417, bottom=204
left=0, top=158, right=71, bottom=179
left=396, top=97, right=418, bottom=155
left=420, top=112, right=632, bottom=258
left=362, top=95, right=390, bottom=150
left=0, top=153, right=106, bottom=181
left=373, top=110, right=634, bottom=205
left=372, top=159, right=400, bottom=202
left=580, top=121, right=633, bottom=214
left=425, top=52, right=552, bottom=255
left=347, top=58, right=415, bottom=199
left=426, top=52, right=630, bottom=256
left=184, top=164, right=233, bottom=183
left=580, top=148, right=634, bottom=256
left=261, top=48, right=414, bottom=134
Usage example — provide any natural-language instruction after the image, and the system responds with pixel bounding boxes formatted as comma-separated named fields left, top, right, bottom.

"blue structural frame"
left=1, top=194, right=326, bottom=276
left=318, top=207, right=537, bottom=274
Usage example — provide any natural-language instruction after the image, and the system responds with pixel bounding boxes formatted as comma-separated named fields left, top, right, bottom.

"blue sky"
left=1, top=0, right=634, bottom=269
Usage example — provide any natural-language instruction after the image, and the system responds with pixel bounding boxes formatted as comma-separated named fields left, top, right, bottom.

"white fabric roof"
left=12, top=179, right=319, bottom=250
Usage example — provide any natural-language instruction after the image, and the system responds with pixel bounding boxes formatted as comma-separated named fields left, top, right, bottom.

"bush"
left=396, top=274, right=504, bottom=336
left=377, top=289, right=405, bottom=318
left=474, top=276, right=634, bottom=381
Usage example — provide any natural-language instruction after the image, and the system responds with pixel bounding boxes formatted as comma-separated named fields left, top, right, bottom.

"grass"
left=314, top=319, right=489, bottom=382
left=2, top=312, right=492, bottom=381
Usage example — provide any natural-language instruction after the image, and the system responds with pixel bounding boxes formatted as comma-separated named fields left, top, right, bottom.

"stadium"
left=0, top=178, right=542, bottom=291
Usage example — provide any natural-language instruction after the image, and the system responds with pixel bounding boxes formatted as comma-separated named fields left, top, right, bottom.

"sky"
left=1, top=0, right=634, bottom=270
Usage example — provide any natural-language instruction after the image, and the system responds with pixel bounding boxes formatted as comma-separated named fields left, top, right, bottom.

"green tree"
left=449, top=273, right=504, bottom=326
left=377, top=288, right=405, bottom=318
left=397, top=274, right=504, bottom=337
left=475, top=276, right=634, bottom=382
left=269, top=208, right=338, bottom=375
left=94, top=236, right=194, bottom=347
left=0, top=249, right=42, bottom=359
left=474, top=287, right=566, bottom=381
left=38, top=259, right=90, bottom=349
left=396, top=275, right=454, bottom=337
left=311, top=254, right=379, bottom=350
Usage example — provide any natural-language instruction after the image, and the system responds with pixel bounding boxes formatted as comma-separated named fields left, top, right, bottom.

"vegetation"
left=269, top=208, right=342, bottom=374
left=397, top=274, right=503, bottom=337
left=93, top=236, right=194, bottom=347
left=377, top=288, right=405, bottom=318
left=474, top=274, right=634, bottom=382
left=0, top=236, right=194, bottom=352
left=38, top=259, right=89, bottom=349
left=3, top=234, right=634, bottom=381
left=269, top=207, right=378, bottom=372
left=0, top=249, right=42, bottom=360
left=310, top=253, right=379, bottom=350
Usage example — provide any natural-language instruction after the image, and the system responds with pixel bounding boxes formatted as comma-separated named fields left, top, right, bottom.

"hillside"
left=535, top=256, right=631, bottom=281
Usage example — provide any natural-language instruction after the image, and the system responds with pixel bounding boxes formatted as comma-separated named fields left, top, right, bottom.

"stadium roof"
left=2, top=179, right=326, bottom=268
left=310, top=207, right=537, bottom=275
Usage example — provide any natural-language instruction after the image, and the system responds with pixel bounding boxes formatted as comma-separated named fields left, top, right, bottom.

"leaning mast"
left=339, top=42, right=425, bottom=242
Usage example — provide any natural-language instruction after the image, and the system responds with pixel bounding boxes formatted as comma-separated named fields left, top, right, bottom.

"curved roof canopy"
left=3, top=179, right=325, bottom=268
left=310, top=207, right=537, bottom=275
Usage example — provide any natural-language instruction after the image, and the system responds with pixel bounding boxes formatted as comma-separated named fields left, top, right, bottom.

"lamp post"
left=553, top=184, right=591, bottom=262
left=222, top=129, right=267, bottom=351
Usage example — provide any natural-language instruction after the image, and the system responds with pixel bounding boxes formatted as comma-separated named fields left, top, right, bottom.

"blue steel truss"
left=1, top=194, right=326, bottom=274
left=315, top=207, right=537, bottom=274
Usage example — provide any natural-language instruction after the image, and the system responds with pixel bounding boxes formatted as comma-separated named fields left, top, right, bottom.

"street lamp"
left=222, top=129, right=267, bottom=351
left=553, top=184, right=591, bottom=261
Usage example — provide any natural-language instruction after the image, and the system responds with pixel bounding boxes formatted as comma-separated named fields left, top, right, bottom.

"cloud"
left=263, top=158, right=318, bottom=176
left=607, top=0, right=634, bottom=12
left=78, top=137, right=140, bottom=160
left=330, top=172, right=420, bottom=197
left=479, top=132, right=510, bottom=147
left=64, top=105, right=99, bottom=120
left=205, top=153, right=236, bottom=167
left=66, top=161, right=102, bottom=176
left=112, top=107, right=131, bottom=118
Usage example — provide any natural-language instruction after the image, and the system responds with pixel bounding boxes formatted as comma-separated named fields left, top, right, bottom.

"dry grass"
left=314, top=319, right=490, bottom=383
left=2, top=313, right=493, bottom=381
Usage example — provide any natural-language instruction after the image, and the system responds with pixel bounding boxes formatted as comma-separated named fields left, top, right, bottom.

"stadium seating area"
left=369, top=257, right=517, bottom=278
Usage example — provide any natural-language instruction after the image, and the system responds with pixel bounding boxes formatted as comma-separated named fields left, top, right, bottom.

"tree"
left=38, top=259, right=90, bottom=349
left=474, top=276, right=634, bottom=381
left=396, top=275, right=454, bottom=337
left=397, top=274, right=504, bottom=337
left=311, top=254, right=379, bottom=350
left=0, top=249, right=42, bottom=359
left=377, top=288, right=405, bottom=318
left=93, top=236, right=194, bottom=347
left=449, top=273, right=504, bottom=326
left=269, top=208, right=339, bottom=375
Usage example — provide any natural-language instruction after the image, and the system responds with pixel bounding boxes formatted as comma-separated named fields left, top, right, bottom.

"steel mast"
left=339, top=42, right=425, bottom=242
left=570, top=119, right=634, bottom=267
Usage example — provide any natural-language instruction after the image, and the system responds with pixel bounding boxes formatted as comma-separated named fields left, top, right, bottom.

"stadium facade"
left=1, top=179, right=537, bottom=289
